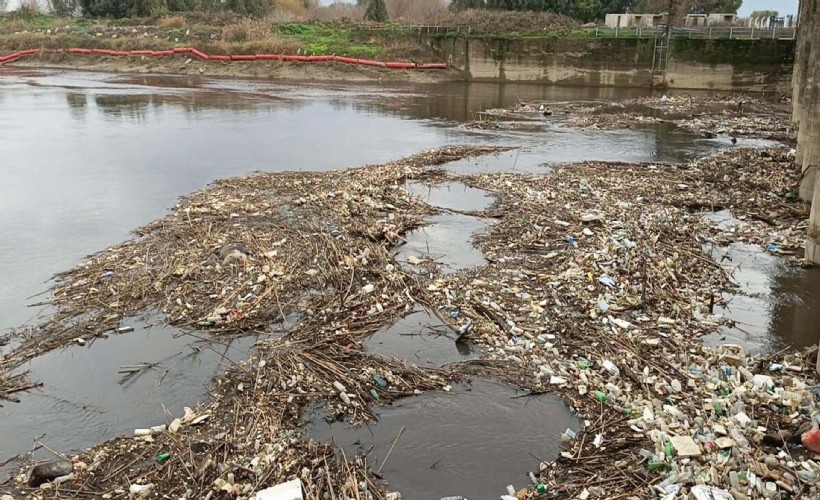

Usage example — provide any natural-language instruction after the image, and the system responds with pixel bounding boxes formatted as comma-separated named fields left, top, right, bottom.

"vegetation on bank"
left=0, top=0, right=759, bottom=60
left=0, top=13, right=426, bottom=59
left=0, top=7, right=576, bottom=61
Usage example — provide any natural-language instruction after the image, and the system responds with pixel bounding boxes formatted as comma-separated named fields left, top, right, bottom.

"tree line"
left=47, top=0, right=318, bottom=18
left=43, top=0, right=742, bottom=24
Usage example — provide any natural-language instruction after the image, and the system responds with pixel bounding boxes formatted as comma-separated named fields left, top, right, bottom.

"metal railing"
left=593, top=26, right=796, bottom=40
left=353, top=23, right=793, bottom=40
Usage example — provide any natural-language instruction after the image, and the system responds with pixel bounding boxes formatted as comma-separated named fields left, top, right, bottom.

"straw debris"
left=3, top=134, right=817, bottom=500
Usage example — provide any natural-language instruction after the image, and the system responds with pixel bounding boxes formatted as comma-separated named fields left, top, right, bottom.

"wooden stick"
left=377, top=426, right=405, bottom=474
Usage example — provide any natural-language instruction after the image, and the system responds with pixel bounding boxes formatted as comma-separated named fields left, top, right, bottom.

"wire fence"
left=353, top=23, right=796, bottom=40
left=591, top=26, right=796, bottom=40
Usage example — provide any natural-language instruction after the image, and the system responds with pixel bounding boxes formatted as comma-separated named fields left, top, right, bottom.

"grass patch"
left=158, top=15, right=186, bottom=29
left=9, top=12, right=57, bottom=30
left=0, top=13, right=89, bottom=34
left=275, top=23, right=380, bottom=58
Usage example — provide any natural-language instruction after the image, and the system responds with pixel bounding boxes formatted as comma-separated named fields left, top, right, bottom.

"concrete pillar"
left=795, top=0, right=816, bottom=195
left=808, top=176, right=820, bottom=265
left=799, top=0, right=820, bottom=202
left=794, top=0, right=811, bottom=129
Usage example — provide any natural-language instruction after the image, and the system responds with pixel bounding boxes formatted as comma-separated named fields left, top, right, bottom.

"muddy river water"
left=1, top=68, right=818, bottom=496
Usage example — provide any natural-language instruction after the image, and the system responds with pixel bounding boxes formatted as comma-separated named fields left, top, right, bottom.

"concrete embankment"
left=429, top=36, right=794, bottom=92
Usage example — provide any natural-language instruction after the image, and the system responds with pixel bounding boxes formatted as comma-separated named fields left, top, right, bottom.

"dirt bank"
left=4, top=54, right=464, bottom=83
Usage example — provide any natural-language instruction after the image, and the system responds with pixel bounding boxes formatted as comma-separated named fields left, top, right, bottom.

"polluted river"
left=1, top=68, right=818, bottom=499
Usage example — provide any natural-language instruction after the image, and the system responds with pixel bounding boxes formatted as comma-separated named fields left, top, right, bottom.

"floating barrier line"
left=0, top=47, right=448, bottom=69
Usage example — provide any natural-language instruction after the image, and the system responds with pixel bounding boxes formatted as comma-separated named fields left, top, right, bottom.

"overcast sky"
left=737, top=0, right=798, bottom=17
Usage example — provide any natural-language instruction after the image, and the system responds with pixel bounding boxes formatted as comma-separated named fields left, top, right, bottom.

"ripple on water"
left=397, top=214, right=489, bottom=274
left=405, top=181, right=495, bottom=212
left=0, top=317, right=261, bottom=474
left=700, top=211, right=820, bottom=353
left=309, top=379, right=578, bottom=500
left=364, top=307, right=480, bottom=367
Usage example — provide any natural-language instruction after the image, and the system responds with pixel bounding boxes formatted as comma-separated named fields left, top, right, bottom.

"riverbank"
left=0, top=14, right=796, bottom=90
left=4, top=54, right=462, bottom=83
left=0, top=15, right=458, bottom=82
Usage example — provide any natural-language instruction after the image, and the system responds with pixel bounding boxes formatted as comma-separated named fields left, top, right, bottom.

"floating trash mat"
left=364, top=307, right=480, bottom=367
left=405, top=181, right=494, bottom=212
left=397, top=214, right=489, bottom=274
left=308, top=379, right=578, bottom=500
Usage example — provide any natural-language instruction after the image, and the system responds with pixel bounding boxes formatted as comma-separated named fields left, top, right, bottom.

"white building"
left=684, top=13, right=737, bottom=27
left=604, top=13, right=668, bottom=29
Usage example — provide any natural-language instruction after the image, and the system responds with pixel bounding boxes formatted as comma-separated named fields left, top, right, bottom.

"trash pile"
left=418, top=146, right=817, bottom=498
left=0, top=145, right=505, bottom=375
left=688, top=147, right=807, bottom=255
left=0, top=370, right=38, bottom=404
left=484, top=95, right=794, bottom=142
left=1, top=147, right=500, bottom=499
left=480, top=101, right=559, bottom=120
left=568, top=95, right=793, bottom=142
left=3, top=320, right=455, bottom=498
left=3, top=141, right=817, bottom=499
left=461, top=120, right=546, bottom=132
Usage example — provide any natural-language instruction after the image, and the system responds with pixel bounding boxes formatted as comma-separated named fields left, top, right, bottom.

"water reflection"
left=93, top=91, right=281, bottom=120
left=768, top=267, right=820, bottom=349
left=385, top=81, right=661, bottom=122
left=705, top=241, right=820, bottom=353
left=309, top=379, right=577, bottom=500
left=0, top=319, right=258, bottom=480
left=65, top=92, right=87, bottom=121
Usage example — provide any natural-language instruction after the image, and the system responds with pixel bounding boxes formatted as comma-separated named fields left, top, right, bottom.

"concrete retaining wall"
left=431, top=36, right=794, bottom=91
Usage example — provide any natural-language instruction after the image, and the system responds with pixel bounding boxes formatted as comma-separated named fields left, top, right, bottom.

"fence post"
left=638, top=26, right=641, bottom=38
left=615, top=26, right=619, bottom=37
left=595, top=27, right=599, bottom=37
left=729, top=27, right=733, bottom=39
left=708, top=27, right=712, bottom=39
left=751, top=27, right=755, bottom=39
left=689, top=29, right=693, bottom=39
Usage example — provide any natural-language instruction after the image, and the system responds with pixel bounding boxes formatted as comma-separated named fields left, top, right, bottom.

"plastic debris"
left=669, top=435, right=701, bottom=457
left=597, top=276, right=616, bottom=288
left=690, top=485, right=732, bottom=500
left=129, top=483, right=155, bottom=498
left=252, top=479, right=303, bottom=500
left=802, top=428, right=820, bottom=453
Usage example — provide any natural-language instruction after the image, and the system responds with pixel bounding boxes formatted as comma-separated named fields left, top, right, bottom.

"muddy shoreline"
left=4, top=56, right=465, bottom=83
left=1, top=92, right=817, bottom=500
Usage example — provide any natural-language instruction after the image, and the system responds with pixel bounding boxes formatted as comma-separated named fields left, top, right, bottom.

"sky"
left=737, top=0, right=799, bottom=17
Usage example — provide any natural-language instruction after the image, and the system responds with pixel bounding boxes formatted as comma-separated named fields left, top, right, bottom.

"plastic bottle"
left=601, top=360, right=620, bottom=377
